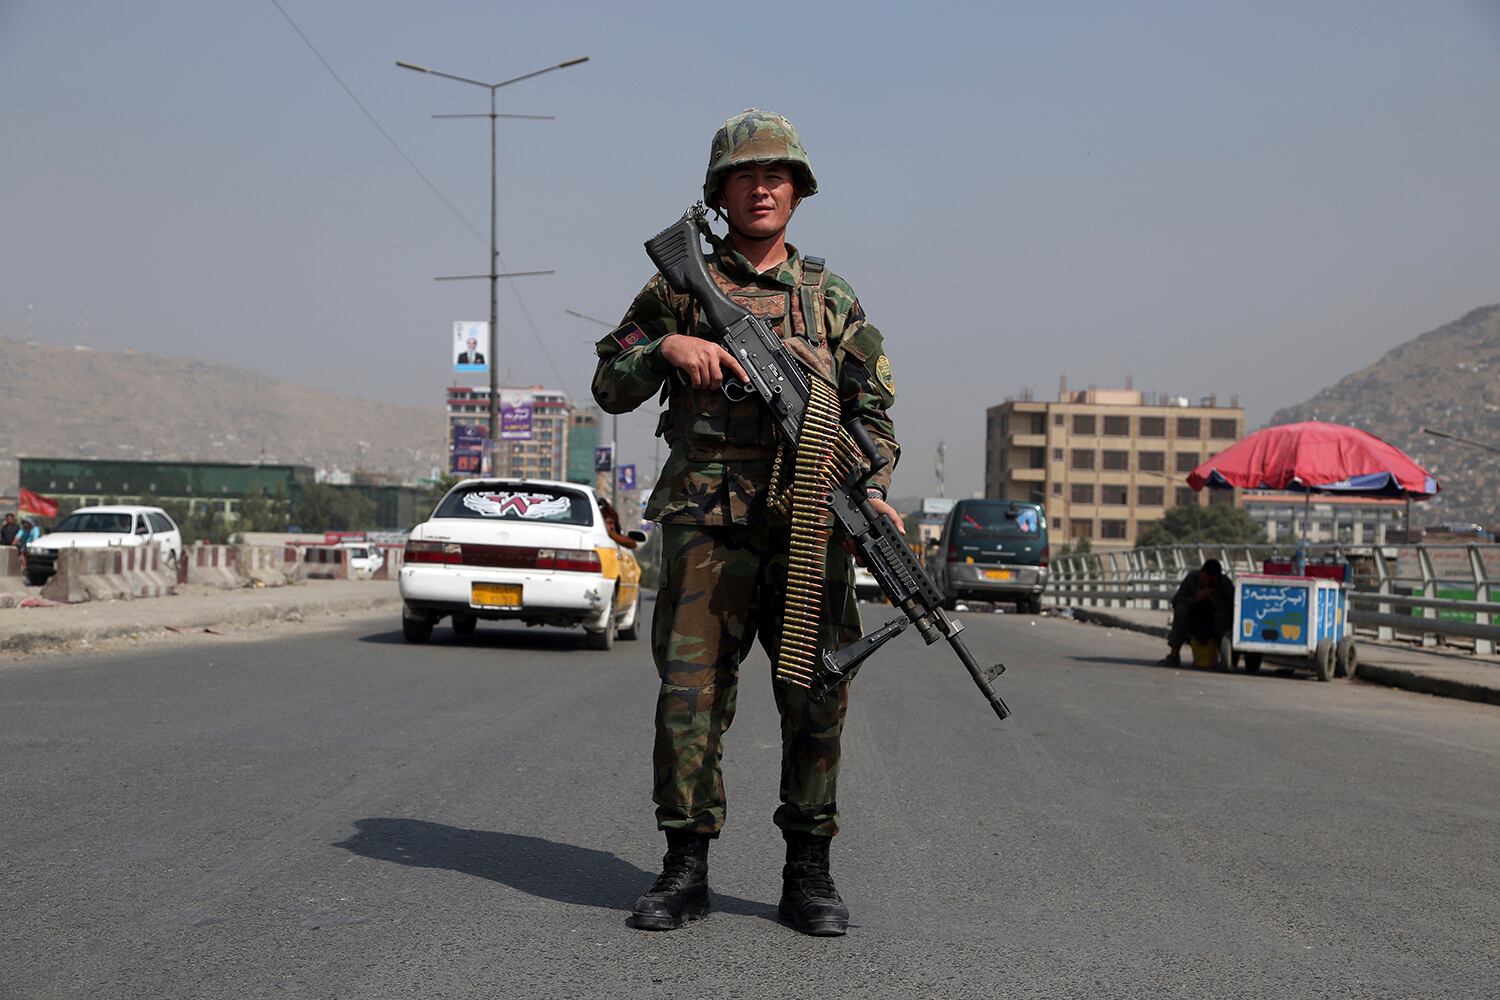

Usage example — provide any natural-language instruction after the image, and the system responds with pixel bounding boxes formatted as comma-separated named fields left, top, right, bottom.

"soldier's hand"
left=867, top=496, right=905, bottom=534
left=661, top=334, right=750, bottom=391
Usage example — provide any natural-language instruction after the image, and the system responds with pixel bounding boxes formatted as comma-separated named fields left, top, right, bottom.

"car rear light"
left=404, top=540, right=460, bottom=564
left=947, top=543, right=958, bottom=560
left=1039, top=546, right=1050, bottom=568
left=544, top=548, right=601, bottom=573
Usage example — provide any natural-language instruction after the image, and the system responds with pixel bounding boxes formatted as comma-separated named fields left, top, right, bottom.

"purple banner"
left=500, top=390, right=533, bottom=441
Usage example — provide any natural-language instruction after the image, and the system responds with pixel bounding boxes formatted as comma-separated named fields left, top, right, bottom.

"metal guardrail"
left=1044, top=542, right=1500, bottom=654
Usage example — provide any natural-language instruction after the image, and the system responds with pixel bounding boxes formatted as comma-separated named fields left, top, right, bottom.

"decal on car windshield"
left=462, top=491, right=574, bottom=520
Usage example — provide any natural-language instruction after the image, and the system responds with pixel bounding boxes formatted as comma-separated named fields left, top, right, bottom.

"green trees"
left=1136, top=504, right=1266, bottom=548
left=289, top=484, right=376, bottom=533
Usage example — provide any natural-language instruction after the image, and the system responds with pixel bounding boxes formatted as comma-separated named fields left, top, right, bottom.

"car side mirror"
left=628, top=530, right=648, bottom=543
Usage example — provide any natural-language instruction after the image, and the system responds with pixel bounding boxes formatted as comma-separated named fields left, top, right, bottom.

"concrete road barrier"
left=40, top=544, right=177, bottom=604
left=185, top=544, right=244, bottom=589
left=1, top=548, right=30, bottom=607
left=298, top=546, right=350, bottom=581
left=239, top=545, right=302, bottom=587
left=373, top=545, right=404, bottom=581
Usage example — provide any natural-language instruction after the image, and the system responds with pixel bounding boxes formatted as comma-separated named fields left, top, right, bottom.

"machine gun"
left=644, top=204, right=1010, bottom=721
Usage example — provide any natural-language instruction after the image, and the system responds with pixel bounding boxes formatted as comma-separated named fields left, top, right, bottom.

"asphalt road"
left=2, top=603, right=1497, bottom=999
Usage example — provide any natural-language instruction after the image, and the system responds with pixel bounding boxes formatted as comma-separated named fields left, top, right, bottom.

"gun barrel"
left=949, top=634, right=1011, bottom=720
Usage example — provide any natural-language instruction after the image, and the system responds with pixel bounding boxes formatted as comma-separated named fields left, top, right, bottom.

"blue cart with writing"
left=1228, top=573, right=1356, bottom=681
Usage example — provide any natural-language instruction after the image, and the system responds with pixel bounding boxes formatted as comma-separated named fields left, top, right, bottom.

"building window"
left=1029, top=447, right=1047, bottom=469
left=1052, top=482, right=1063, bottom=496
left=1210, top=418, right=1238, bottom=439
left=1176, top=452, right=1199, bottom=472
left=1102, top=450, right=1129, bottom=471
left=1071, top=483, right=1095, bottom=503
left=1103, top=415, right=1130, bottom=436
left=1101, top=520, right=1128, bottom=540
left=1139, top=416, right=1165, bottom=437
left=1072, top=414, right=1096, bottom=435
left=1101, top=485, right=1129, bottom=505
left=1175, top=487, right=1197, bottom=507
left=1030, top=413, right=1047, bottom=435
left=1209, top=489, right=1236, bottom=506
left=1138, top=486, right=1165, bottom=506
left=1071, top=520, right=1094, bottom=540
left=1176, top=417, right=1201, bottom=438
left=1071, top=449, right=1095, bottom=470
left=1052, top=447, right=1064, bottom=461
left=1139, top=451, right=1165, bottom=472
left=1054, top=413, right=1064, bottom=426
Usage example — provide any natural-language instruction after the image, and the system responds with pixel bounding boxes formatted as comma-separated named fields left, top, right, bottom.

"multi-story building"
left=1242, top=491, right=1407, bottom=546
left=985, top=388, right=1245, bottom=548
left=567, top=409, right=601, bottom=485
left=445, top=386, right=571, bottom=481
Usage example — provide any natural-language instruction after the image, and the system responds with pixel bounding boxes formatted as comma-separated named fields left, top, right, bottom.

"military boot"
left=628, top=831, right=710, bottom=930
left=778, top=832, right=849, bottom=936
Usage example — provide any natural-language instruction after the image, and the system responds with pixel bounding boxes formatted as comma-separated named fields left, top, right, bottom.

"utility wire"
left=268, top=0, right=572, bottom=395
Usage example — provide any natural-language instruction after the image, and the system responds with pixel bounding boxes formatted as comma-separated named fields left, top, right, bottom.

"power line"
left=267, top=0, right=572, bottom=395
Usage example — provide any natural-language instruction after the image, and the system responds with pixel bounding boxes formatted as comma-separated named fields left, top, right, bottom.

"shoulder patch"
left=611, top=323, right=648, bottom=349
left=875, top=354, right=895, bottom=394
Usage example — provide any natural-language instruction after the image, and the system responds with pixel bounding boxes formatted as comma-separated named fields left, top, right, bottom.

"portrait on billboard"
left=453, top=321, right=489, bottom=372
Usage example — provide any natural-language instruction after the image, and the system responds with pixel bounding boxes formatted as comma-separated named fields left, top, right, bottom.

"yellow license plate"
left=471, top=582, right=522, bottom=608
left=983, top=569, right=1013, bottom=581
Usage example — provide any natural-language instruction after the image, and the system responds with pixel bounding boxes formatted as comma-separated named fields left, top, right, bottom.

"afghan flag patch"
left=611, top=323, right=648, bottom=349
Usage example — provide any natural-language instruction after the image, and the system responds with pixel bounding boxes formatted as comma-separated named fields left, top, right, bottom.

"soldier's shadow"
left=333, top=818, right=772, bottom=920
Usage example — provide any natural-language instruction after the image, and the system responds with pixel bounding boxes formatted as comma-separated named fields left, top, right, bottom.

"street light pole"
left=398, top=56, right=588, bottom=472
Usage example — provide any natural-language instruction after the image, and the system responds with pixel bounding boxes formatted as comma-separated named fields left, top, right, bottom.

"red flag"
left=18, top=488, right=59, bottom=519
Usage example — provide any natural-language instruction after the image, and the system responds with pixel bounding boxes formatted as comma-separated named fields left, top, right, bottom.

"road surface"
left=2, top=604, right=1496, bottom=998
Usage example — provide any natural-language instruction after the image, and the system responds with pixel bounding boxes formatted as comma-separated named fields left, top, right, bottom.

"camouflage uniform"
left=593, top=228, right=900, bottom=839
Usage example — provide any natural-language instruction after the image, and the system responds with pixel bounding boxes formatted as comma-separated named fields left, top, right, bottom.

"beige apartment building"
left=985, top=388, right=1245, bottom=548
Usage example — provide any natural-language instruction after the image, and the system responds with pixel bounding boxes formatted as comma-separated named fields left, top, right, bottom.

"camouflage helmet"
left=703, top=108, right=818, bottom=211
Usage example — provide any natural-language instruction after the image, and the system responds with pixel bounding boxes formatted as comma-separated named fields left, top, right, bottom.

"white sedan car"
left=398, top=478, right=643, bottom=649
left=22, top=505, right=183, bottom=586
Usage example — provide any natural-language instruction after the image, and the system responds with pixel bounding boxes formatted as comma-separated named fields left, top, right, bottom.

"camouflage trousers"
left=651, top=521, right=861, bottom=839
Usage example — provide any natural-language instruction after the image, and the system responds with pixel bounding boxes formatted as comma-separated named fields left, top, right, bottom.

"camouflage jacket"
left=592, top=236, right=899, bottom=527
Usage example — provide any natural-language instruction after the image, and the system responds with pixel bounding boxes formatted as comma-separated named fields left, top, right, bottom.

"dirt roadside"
left=0, top=580, right=402, bottom=663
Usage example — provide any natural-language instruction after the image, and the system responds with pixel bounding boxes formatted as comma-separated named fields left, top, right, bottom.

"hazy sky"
left=3, top=1, right=1498, bottom=499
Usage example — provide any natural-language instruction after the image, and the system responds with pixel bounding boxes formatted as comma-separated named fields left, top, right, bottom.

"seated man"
left=1159, top=558, right=1234, bottom=667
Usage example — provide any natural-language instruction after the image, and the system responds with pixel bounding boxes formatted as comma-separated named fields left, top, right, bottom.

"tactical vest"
left=662, top=255, right=834, bottom=462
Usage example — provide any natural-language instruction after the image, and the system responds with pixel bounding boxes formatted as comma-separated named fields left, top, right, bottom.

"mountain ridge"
left=1268, top=302, right=1500, bottom=527
left=0, top=338, right=446, bottom=494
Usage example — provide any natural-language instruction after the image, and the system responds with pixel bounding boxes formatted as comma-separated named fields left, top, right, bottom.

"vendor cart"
left=1226, top=573, right=1355, bottom=681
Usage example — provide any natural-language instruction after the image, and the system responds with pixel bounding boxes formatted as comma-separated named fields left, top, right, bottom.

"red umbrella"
left=1188, top=421, right=1439, bottom=498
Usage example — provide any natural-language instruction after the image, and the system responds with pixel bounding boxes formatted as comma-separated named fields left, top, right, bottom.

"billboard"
left=453, top=321, right=489, bottom=373
left=500, top=390, right=533, bottom=440
left=595, top=446, right=613, bottom=472
left=451, top=423, right=487, bottom=476
left=618, top=464, right=636, bottom=491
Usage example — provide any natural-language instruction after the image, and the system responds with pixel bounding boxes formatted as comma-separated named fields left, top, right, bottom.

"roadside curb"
left=1064, top=606, right=1170, bottom=639
left=0, top=589, right=401, bottom=657
left=1055, top=603, right=1500, bottom=709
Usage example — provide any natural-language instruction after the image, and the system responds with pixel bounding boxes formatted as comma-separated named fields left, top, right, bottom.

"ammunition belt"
left=774, top=373, right=863, bottom=689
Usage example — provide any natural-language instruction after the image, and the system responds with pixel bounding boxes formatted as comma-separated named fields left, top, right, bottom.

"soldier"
left=592, top=109, right=903, bottom=937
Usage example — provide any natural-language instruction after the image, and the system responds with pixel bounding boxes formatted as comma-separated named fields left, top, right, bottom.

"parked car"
left=930, top=498, right=1049, bottom=613
left=398, top=478, right=644, bottom=648
left=339, top=542, right=385, bottom=579
left=22, top=505, right=183, bottom=586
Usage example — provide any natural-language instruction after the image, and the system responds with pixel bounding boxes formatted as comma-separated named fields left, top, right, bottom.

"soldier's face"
left=722, top=164, right=799, bottom=240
